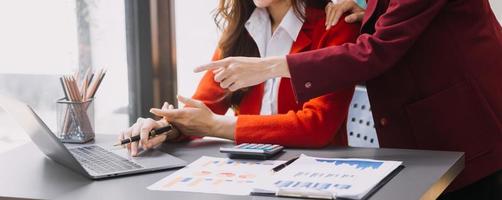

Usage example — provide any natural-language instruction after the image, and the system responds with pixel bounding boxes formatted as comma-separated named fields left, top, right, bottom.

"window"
left=174, top=0, right=219, bottom=102
left=0, top=0, right=129, bottom=153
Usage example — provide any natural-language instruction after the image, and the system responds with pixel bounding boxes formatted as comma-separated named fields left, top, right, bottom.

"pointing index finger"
left=194, top=59, right=229, bottom=73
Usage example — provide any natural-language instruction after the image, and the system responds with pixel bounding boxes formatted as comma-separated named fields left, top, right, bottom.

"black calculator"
left=220, top=143, right=284, bottom=159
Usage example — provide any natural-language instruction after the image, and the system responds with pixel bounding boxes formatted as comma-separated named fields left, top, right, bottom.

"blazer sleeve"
left=287, top=0, right=448, bottom=102
left=234, top=19, right=360, bottom=148
left=191, top=49, right=231, bottom=115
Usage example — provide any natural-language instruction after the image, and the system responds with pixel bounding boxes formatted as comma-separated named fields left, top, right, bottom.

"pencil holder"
left=56, top=98, right=95, bottom=143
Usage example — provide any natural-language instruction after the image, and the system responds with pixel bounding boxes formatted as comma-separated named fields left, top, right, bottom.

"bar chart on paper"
left=147, top=156, right=284, bottom=195
left=273, top=159, right=387, bottom=192
left=253, top=155, right=402, bottom=199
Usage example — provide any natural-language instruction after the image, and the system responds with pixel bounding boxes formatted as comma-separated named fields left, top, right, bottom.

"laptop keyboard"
left=69, top=145, right=143, bottom=174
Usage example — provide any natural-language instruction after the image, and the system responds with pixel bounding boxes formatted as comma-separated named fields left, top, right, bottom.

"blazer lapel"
left=238, top=83, right=264, bottom=115
left=362, top=0, right=377, bottom=26
left=290, top=31, right=311, bottom=54
left=360, top=0, right=388, bottom=33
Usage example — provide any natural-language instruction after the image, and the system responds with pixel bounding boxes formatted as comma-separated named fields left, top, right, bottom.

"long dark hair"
left=213, top=0, right=330, bottom=112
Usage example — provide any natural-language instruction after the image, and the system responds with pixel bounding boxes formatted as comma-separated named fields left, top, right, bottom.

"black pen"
left=113, top=125, right=173, bottom=146
left=272, top=157, right=299, bottom=172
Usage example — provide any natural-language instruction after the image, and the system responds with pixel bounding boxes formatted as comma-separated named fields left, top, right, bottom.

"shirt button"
left=379, top=118, right=389, bottom=127
left=304, top=82, right=312, bottom=88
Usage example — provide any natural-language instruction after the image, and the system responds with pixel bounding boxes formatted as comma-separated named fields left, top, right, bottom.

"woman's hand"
left=118, top=103, right=178, bottom=156
left=325, top=0, right=365, bottom=30
left=194, top=56, right=289, bottom=91
left=150, top=95, right=236, bottom=140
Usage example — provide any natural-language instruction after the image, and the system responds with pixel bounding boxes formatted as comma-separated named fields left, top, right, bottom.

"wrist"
left=210, top=115, right=236, bottom=140
left=266, top=56, right=291, bottom=78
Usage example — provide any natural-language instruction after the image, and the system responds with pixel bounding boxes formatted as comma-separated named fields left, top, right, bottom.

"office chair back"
left=347, top=86, right=379, bottom=148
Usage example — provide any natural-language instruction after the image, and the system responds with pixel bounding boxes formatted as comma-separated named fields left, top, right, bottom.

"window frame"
left=124, top=0, right=177, bottom=125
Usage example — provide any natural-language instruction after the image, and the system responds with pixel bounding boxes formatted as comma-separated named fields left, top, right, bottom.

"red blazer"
left=286, top=0, right=502, bottom=190
left=192, top=8, right=360, bottom=148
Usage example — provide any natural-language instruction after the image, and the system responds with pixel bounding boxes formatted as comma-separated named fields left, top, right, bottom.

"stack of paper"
left=252, top=155, right=402, bottom=199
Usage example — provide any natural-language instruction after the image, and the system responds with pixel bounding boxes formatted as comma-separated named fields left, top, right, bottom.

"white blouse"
left=244, top=7, right=303, bottom=115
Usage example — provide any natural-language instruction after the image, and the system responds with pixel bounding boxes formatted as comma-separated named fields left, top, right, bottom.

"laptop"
left=0, top=97, right=186, bottom=179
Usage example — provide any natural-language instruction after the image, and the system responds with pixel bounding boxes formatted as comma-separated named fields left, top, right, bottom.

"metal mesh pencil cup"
left=56, top=98, right=95, bottom=143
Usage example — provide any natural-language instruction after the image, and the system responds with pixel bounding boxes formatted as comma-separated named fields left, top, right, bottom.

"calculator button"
left=247, top=144, right=259, bottom=149
left=235, top=143, right=248, bottom=148
left=263, top=145, right=274, bottom=150
left=269, top=145, right=283, bottom=152
left=266, top=145, right=274, bottom=151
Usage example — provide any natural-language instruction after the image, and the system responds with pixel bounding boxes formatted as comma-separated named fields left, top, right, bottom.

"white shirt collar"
left=278, top=7, right=304, bottom=41
left=245, top=7, right=304, bottom=42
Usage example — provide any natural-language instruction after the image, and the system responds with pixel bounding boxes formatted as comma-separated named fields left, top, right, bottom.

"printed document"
left=148, top=156, right=284, bottom=195
left=253, top=154, right=402, bottom=199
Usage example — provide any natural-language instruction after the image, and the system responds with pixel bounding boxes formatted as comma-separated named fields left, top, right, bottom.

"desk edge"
left=419, top=153, right=465, bottom=200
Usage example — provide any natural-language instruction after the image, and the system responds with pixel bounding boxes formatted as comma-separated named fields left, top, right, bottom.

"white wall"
left=175, top=0, right=219, bottom=103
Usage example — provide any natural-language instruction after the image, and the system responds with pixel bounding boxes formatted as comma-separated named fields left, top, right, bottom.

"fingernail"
left=194, top=66, right=204, bottom=72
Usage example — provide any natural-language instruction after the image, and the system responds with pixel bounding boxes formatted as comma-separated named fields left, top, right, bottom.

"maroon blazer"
left=286, top=0, right=502, bottom=191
